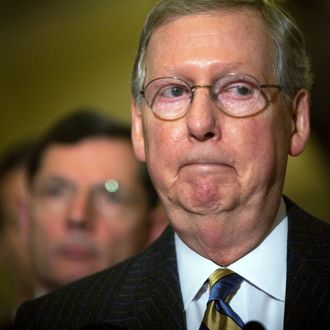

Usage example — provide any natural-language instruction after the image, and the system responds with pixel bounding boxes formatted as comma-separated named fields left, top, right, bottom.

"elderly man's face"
left=132, top=9, right=309, bottom=241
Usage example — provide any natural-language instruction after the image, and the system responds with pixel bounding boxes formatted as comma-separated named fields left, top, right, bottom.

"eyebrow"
left=35, top=175, right=75, bottom=187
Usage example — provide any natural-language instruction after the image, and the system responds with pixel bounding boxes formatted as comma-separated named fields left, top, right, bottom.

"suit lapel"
left=132, top=226, right=186, bottom=329
left=102, top=226, right=186, bottom=330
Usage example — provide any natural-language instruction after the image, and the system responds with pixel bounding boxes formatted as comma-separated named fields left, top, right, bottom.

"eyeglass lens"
left=142, top=73, right=277, bottom=119
left=33, top=178, right=136, bottom=219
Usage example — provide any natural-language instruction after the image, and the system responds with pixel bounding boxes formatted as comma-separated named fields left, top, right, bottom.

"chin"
left=179, top=194, right=231, bottom=215
left=60, top=266, right=101, bottom=283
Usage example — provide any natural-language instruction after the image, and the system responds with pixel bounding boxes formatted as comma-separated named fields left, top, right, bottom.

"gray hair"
left=131, top=0, right=313, bottom=105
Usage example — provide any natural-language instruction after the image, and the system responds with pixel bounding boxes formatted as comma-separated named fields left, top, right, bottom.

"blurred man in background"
left=0, top=140, right=36, bottom=327
left=25, top=109, right=166, bottom=296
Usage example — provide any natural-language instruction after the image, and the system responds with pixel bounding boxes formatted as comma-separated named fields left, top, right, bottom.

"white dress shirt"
left=175, top=199, right=288, bottom=330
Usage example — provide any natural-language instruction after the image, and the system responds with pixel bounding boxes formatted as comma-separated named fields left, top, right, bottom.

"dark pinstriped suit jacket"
left=14, top=198, right=330, bottom=330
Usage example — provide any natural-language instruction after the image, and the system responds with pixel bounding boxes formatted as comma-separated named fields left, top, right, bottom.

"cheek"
left=30, top=209, right=62, bottom=246
left=145, top=113, right=184, bottom=146
left=144, top=120, right=184, bottom=182
left=96, top=217, right=145, bottom=245
left=98, top=222, right=126, bottom=240
left=233, top=116, right=291, bottom=175
left=94, top=221, right=145, bottom=261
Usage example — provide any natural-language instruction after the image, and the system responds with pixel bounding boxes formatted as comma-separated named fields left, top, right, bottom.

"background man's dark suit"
left=14, top=198, right=330, bottom=330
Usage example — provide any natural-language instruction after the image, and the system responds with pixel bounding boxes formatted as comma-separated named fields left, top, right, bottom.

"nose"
left=66, top=192, right=93, bottom=230
left=185, top=86, right=222, bottom=142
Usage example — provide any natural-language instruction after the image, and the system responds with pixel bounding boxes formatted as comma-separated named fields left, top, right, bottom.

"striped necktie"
left=200, top=268, right=245, bottom=330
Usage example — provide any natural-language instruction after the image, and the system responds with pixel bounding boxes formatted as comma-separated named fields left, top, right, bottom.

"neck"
left=35, top=281, right=58, bottom=298
left=168, top=197, right=281, bottom=266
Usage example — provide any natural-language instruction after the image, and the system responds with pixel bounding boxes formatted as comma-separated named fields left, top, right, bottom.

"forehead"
left=145, top=8, right=274, bottom=81
left=36, top=138, right=141, bottom=184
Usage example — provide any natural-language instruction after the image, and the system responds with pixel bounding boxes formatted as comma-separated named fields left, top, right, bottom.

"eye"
left=225, top=82, right=255, bottom=98
left=102, top=190, right=122, bottom=203
left=231, top=85, right=253, bottom=96
left=97, top=189, right=134, bottom=208
left=158, top=84, right=189, bottom=99
left=38, top=183, right=71, bottom=199
left=213, top=75, right=259, bottom=103
left=47, top=185, right=64, bottom=197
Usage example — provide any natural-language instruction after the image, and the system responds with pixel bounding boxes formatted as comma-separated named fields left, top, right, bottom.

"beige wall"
left=0, top=0, right=329, bottom=220
left=0, top=1, right=157, bottom=148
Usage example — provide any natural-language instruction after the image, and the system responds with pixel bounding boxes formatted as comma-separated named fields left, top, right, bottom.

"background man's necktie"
left=200, top=268, right=245, bottom=330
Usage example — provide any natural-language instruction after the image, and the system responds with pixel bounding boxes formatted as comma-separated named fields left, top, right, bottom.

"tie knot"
left=209, top=269, right=234, bottom=286
left=208, top=269, right=243, bottom=302
left=200, top=269, right=245, bottom=329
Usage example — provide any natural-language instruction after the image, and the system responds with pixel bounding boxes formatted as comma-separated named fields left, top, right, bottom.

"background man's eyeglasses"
left=33, top=178, right=138, bottom=220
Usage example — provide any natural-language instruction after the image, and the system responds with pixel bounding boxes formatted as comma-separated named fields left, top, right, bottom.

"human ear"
left=289, top=89, right=310, bottom=156
left=131, top=97, right=146, bottom=161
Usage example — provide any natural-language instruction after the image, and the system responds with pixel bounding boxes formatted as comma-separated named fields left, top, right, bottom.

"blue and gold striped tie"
left=200, top=269, right=245, bottom=330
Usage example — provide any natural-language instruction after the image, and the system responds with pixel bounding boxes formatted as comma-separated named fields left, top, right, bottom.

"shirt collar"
left=176, top=198, right=288, bottom=310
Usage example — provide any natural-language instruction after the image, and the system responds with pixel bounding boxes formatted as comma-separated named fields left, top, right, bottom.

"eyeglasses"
left=140, top=73, right=282, bottom=120
left=32, top=178, right=138, bottom=219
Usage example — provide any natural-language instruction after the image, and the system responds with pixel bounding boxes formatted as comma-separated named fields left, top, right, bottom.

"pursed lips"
left=56, top=244, right=98, bottom=260
left=180, top=164, right=234, bottom=179
left=179, top=154, right=234, bottom=170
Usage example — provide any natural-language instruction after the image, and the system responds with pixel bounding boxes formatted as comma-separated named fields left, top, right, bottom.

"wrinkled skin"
left=132, top=9, right=309, bottom=265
